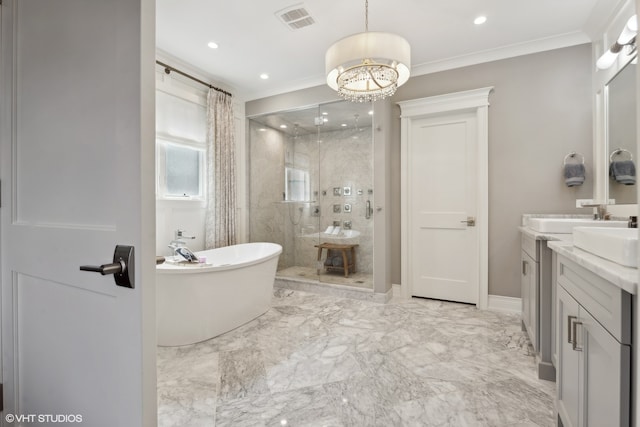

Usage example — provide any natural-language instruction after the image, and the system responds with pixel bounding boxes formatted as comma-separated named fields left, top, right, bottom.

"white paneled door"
left=0, top=1, right=156, bottom=426
left=409, top=112, right=478, bottom=303
left=400, top=88, right=491, bottom=307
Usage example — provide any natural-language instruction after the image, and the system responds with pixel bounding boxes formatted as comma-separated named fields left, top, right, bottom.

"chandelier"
left=325, top=0, right=411, bottom=102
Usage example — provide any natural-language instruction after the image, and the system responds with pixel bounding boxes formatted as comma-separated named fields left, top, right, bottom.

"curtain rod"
left=156, top=60, right=233, bottom=98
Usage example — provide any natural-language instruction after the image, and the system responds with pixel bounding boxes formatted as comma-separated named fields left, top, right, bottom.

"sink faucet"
left=581, top=203, right=608, bottom=220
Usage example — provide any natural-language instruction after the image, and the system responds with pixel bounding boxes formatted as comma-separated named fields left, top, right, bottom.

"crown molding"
left=411, top=31, right=591, bottom=78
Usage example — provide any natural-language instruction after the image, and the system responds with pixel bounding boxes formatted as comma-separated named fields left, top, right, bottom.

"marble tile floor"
left=157, top=289, right=555, bottom=427
left=276, top=266, right=373, bottom=290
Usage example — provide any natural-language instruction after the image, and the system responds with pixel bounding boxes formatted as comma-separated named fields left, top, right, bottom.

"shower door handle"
left=80, top=245, right=135, bottom=289
left=365, top=200, right=374, bottom=219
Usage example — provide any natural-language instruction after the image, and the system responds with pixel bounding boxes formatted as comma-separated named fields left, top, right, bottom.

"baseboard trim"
left=487, top=295, right=521, bottom=314
left=392, top=283, right=401, bottom=298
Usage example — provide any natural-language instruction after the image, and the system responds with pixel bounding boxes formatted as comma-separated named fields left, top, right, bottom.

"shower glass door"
left=315, top=102, right=374, bottom=288
left=248, top=100, right=373, bottom=290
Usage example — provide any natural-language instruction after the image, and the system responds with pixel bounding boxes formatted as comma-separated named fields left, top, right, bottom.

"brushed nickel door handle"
left=460, top=217, right=476, bottom=226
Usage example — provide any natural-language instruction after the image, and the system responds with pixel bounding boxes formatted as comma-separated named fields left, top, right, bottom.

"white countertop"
left=519, top=213, right=637, bottom=295
left=518, top=226, right=574, bottom=243
left=547, top=240, right=638, bottom=295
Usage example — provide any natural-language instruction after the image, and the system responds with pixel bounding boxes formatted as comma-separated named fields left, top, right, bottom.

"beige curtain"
left=205, top=89, right=237, bottom=248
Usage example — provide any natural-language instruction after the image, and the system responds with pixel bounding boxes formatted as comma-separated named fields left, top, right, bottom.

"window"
left=156, top=74, right=207, bottom=200
left=157, top=139, right=205, bottom=198
left=285, top=166, right=310, bottom=201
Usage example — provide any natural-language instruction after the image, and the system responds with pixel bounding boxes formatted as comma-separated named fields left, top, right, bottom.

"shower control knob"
left=376, top=206, right=382, bottom=212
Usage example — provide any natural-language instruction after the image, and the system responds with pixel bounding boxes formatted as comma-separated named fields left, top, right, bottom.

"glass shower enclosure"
left=248, top=100, right=374, bottom=289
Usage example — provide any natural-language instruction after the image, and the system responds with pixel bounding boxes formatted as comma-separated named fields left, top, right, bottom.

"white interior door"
left=408, top=112, right=479, bottom=304
left=0, top=1, right=156, bottom=425
left=400, top=88, right=491, bottom=307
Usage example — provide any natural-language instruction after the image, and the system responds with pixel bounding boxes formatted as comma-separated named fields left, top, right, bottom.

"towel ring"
left=563, top=151, right=584, bottom=165
left=609, top=148, right=633, bottom=162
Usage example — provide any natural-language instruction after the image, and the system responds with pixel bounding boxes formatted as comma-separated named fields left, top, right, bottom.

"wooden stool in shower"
left=315, top=243, right=358, bottom=278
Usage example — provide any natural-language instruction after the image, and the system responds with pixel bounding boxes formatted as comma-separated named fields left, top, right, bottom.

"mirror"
left=607, top=58, right=637, bottom=204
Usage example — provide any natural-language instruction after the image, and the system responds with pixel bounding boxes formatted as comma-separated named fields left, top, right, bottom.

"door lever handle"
left=460, top=217, right=476, bottom=226
left=80, top=245, right=135, bottom=289
left=80, top=260, right=125, bottom=276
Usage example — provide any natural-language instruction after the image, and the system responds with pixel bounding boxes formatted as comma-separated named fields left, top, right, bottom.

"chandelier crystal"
left=325, top=0, right=411, bottom=102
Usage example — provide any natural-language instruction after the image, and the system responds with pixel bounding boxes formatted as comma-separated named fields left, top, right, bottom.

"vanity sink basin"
left=528, top=218, right=627, bottom=233
left=573, top=227, right=638, bottom=268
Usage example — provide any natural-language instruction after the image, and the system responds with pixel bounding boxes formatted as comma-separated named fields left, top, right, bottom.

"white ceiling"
left=156, top=0, right=621, bottom=101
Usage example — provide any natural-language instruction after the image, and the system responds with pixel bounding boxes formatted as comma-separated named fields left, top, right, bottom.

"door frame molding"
left=398, top=87, right=493, bottom=309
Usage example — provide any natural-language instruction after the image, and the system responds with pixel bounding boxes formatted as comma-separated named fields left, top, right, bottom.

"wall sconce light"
left=596, top=15, right=637, bottom=70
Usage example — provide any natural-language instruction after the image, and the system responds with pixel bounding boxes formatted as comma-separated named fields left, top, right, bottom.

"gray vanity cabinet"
left=555, top=254, right=631, bottom=427
left=556, top=285, right=580, bottom=427
left=520, top=232, right=555, bottom=380
left=521, top=234, right=539, bottom=351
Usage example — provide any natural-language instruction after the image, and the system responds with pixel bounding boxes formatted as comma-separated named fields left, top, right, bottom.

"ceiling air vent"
left=276, top=4, right=316, bottom=30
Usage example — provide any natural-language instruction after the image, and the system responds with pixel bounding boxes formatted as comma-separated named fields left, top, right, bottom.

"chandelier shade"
left=326, top=31, right=411, bottom=102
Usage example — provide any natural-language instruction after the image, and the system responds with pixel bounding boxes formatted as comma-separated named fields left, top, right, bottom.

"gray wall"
left=247, top=43, right=595, bottom=298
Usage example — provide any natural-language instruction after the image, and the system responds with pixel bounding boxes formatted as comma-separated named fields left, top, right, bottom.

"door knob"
left=80, top=245, right=135, bottom=289
left=460, top=217, right=476, bottom=226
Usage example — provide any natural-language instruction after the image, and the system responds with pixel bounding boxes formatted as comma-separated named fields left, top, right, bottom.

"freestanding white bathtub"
left=156, top=242, right=282, bottom=346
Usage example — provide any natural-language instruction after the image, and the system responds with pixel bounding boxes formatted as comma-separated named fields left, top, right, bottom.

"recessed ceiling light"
left=474, top=16, right=487, bottom=25
left=368, top=110, right=374, bottom=116
left=207, top=41, right=219, bottom=49
left=341, top=123, right=347, bottom=127
left=323, top=118, right=329, bottom=123
left=322, top=112, right=328, bottom=115
left=260, top=73, right=269, bottom=80
left=258, top=128, right=266, bottom=132
left=280, top=124, right=287, bottom=129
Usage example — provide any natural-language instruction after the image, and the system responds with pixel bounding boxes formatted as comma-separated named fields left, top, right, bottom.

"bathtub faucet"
left=175, top=229, right=196, bottom=240
left=169, top=229, right=196, bottom=254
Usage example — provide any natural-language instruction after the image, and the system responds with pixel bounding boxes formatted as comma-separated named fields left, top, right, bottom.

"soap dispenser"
left=629, top=216, right=637, bottom=228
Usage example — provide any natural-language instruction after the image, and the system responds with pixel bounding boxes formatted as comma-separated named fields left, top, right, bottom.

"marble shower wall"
left=248, top=123, right=290, bottom=270
left=248, top=119, right=374, bottom=275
